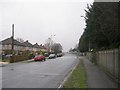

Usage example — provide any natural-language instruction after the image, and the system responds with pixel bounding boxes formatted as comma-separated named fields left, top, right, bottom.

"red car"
left=34, top=55, right=46, bottom=61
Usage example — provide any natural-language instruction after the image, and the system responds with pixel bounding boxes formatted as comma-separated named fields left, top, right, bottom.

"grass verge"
left=62, top=59, right=87, bottom=88
left=22, top=59, right=34, bottom=63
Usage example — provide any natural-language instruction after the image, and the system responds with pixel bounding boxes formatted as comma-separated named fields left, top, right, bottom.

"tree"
left=44, top=37, right=54, bottom=52
left=78, top=2, right=119, bottom=52
left=16, top=38, right=24, bottom=43
left=51, top=43, right=63, bottom=54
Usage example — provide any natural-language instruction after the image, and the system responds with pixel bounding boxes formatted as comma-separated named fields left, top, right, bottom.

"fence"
left=3, top=55, right=29, bottom=63
left=86, top=48, right=119, bottom=84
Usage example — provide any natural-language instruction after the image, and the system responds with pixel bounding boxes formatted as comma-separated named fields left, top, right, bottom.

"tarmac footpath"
left=82, top=57, right=118, bottom=88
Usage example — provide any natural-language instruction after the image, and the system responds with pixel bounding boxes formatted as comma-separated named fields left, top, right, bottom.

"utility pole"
left=11, top=24, right=14, bottom=63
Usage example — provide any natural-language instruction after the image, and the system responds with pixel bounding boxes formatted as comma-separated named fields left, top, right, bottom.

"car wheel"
left=42, top=58, right=45, bottom=61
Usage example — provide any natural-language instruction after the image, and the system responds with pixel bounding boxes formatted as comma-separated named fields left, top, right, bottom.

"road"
left=1, top=53, right=79, bottom=88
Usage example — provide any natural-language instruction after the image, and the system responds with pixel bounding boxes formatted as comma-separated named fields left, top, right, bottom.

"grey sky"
left=1, top=0, right=94, bottom=52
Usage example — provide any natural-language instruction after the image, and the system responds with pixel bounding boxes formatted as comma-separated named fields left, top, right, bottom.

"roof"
left=22, top=40, right=33, bottom=47
left=39, top=44, right=46, bottom=49
left=33, top=43, right=40, bottom=48
left=1, top=38, right=46, bottom=49
left=1, top=37, right=25, bottom=46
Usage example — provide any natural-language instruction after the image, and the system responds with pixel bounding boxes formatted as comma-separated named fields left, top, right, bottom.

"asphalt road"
left=1, top=53, right=79, bottom=88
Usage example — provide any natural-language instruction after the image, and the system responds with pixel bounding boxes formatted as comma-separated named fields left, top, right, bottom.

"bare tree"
left=52, top=43, right=63, bottom=54
left=44, top=37, right=54, bottom=52
left=16, top=38, right=24, bottom=43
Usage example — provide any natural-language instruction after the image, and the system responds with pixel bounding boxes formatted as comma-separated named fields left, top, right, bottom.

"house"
left=1, top=37, right=26, bottom=55
left=33, top=43, right=40, bottom=52
left=22, top=40, right=33, bottom=51
left=39, top=44, right=47, bottom=52
left=1, top=37, right=47, bottom=55
left=1, top=37, right=25, bottom=51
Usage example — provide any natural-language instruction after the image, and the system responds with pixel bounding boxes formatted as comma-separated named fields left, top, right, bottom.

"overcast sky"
left=1, top=0, right=94, bottom=52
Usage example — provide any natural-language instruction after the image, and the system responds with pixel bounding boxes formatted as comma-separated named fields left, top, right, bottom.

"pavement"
left=0, top=62, right=9, bottom=67
left=81, top=56, right=118, bottom=88
left=0, top=62, right=9, bottom=64
left=0, top=59, right=34, bottom=67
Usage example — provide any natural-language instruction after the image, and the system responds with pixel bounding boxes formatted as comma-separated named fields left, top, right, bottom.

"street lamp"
left=50, top=34, right=56, bottom=46
left=89, top=40, right=91, bottom=52
left=81, top=15, right=87, bottom=20
left=47, top=35, right=56, bottom=53
left=50, top=35, right=56, bottom=51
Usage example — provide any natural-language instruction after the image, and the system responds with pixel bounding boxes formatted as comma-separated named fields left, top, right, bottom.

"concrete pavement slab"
left=82, top=57, right=118, bottom=88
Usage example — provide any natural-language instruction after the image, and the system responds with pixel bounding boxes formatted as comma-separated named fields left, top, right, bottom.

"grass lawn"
left=62, top=58, right=87, bottom=88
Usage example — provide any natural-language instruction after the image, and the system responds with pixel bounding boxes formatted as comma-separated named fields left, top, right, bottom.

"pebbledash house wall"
left=24, top=46, right=33, bottom=51
left=2, top=44, right=42, bottom=52
left=2, top=44, right=26, bottom=51
left=33, top=47, right=40, bottom=52
left=86, top=48, right=119, bottom=84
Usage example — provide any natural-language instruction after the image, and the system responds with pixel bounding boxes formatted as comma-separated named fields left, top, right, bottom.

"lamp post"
left=48, top=35, right=56, bottom=53
left=50, top=35, right=56, bottom=47
left=89, top=40, right=91, bottom=52
left=81, top=15, right=87, bottom=20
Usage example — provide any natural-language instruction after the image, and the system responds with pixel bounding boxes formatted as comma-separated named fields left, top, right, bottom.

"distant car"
left=34, top=55, right=45, bottom=61
left=48, top=54, right=56, bottom=59
left=56, top=53, right=63, bottom=57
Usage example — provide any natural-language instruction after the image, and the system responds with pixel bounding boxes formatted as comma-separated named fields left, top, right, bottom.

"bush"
left=28, top=53, right=35, bottom=59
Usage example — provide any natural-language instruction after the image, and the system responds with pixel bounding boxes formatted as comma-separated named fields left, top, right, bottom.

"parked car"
left=56, top=53, right=63, bottom=57
left=5, top=54, right=12, bottom=57
left=44, top=53, right=49, bottom=57
left=34, top=55, right=45, bottom=61
left=48, top=54, right=56, bottom=59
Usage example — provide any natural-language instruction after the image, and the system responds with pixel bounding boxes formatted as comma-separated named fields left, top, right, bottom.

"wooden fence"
left=3, top=55, right=29, bottom=63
